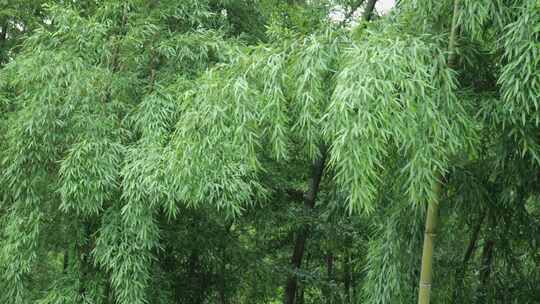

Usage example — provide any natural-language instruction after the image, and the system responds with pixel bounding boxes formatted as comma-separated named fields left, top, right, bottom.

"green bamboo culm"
left=417, top=0, right=461, bottom=303
left=417, top=180, right=441, bottom=304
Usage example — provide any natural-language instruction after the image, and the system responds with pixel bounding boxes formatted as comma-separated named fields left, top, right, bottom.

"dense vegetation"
left=0, top=0, right=539, bottom=303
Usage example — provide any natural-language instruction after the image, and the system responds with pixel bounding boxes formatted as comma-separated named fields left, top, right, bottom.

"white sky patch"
left=329, top=0, right=396, bottom=24
left=376, top=0, right=396, bottom=14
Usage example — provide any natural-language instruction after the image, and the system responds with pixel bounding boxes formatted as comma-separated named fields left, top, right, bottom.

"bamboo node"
left=419, top=283, right=432, bottom=288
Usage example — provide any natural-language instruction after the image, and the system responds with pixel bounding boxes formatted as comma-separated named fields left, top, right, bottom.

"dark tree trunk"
left=0, top=25, right=6, bottom=42
left=219, top=286, right=227, bottom=304
left=0, top=23, right=7, bottom=48
left=283, top=1, right=379, bottom=301
left=323, top=252, right=334, bottom=302
left=283, top=148, right=327, bottom=304
left=362, top=0, right=378, bottom=21
left=351, top=270, right=356, bottom=302
left=453, top=210, right=486, bottom=301
left=476, top=238, right=495, bottom=303
left=297, top=285, right=305, bottom=304
left=63, top=248, right=69, bottom=273
left=476, top=210, right=498, bottom=304
left=343, top=247, right=352, bottom=303
left=326, top=253, right=334, bottom=279
left=104, top=276, right=112, bottom=304
left=0, top=23, right=7, bottom=45
left=284, top=227, right=308, bottom=304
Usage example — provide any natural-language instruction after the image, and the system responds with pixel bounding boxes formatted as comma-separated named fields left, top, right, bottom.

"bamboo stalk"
left=416, top=1, right=461, bottom=303
left=417, top=181, right=441, bottom=304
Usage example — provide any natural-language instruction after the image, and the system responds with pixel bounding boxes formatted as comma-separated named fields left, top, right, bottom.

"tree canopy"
left=1, top=0, right=539, bottom=303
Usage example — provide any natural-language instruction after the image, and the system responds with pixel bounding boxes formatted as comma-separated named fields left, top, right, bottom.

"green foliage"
left=327, top=26, right=475, bottom=212
left=498, top=0, right=540, bottom=159
left=1, top=1, right=539, bottom=304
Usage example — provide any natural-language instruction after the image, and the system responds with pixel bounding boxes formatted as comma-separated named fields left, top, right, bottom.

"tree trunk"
left=283, top=149, right=327, bottom=304
left=343, top=249, right=351, bottom=303
left=63, top=248, right=69, bottom=273
left=326, top=253, right=333, bottom=278
left=323, top=252, right=334, bottom=302
left=362, top=0, right=378, bottom=21
left=476, top=239, right=495, bottom=303
left=297, top=285, right=305, bottom=304
left=0, top=24, right=6, bottom=42
left=284, top=2, right=380, bottom=301
left=219, top=286, right=227, bottom=304
left=476, top=212, right=497, bottom=304
left=350, top=255, right=356, bottom=301
left=104, top=277, right=112, bottom=304
left=453, top=210, right=485, bottom=301
left=285, top=0, right=379, bottom=300
left=0, top=23, right=7, bottom=64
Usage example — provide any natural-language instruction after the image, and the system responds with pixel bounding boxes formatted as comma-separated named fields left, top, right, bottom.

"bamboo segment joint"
left=424, top=232, right=437, bottom=237
left=419, top=283, right=432, bottom=287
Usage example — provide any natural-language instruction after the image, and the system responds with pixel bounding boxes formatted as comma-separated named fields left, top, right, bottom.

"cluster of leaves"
left=1, top=0, right=539, bottom=304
